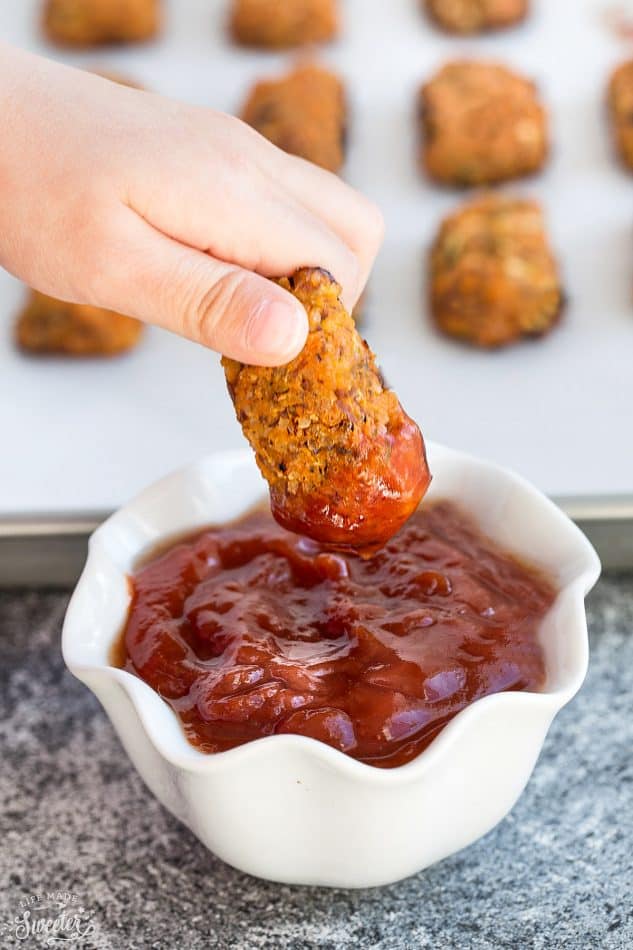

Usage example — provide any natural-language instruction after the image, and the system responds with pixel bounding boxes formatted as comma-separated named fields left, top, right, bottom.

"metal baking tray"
left=1, top=497, right=632, bottom=587
left=1, top=0, right=633, bottom=583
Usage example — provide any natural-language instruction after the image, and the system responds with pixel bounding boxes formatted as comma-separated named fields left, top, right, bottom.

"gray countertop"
left=1, top=576, right=632, bottom=950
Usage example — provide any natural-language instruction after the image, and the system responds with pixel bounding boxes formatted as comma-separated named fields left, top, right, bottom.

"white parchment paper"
left=1, top=0, right=631, bottom=515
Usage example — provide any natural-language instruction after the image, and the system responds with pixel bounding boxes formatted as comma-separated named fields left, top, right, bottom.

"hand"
left=0, top=44, right=384, bottom=365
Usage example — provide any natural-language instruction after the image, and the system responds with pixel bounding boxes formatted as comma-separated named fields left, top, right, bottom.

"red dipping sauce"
left=113, top=502, right=556, bottom=769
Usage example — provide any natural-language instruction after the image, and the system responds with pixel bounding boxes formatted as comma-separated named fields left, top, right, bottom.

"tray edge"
left=1, top=496, right=631, bottom=586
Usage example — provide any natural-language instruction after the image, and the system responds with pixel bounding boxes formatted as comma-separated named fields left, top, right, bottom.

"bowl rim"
left=62, top=442, right=601, bottom=786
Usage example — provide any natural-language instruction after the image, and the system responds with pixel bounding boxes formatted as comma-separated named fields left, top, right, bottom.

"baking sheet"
left=1, top=0, right=632, bottom=519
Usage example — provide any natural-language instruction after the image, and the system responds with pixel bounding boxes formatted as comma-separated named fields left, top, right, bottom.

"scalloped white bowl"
left=62, top=444, right=600, bottom=888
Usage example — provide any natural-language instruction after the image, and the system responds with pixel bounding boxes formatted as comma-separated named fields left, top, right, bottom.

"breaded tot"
left=43, top=0, right=160, bottom=47
left=16, top=291, right=143, bottom=356
left=230, top=0, right=338, bottom=48
left=222, top=269, right=431, bottom=550
left=420, top=60, right=548, bottom=186
left=608, top=60, right=633, bottom=171
left=429, top=195, right=562, bottom=348
left=425, top=0, right=528, bottom=34
left=241, top=64, right=346, bottom=173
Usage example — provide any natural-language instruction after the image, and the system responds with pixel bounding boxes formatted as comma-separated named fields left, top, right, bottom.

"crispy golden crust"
left=425, top=0, right=528, bottom=33
left=230, top=0, right=338, bottom=48
left=43, top=0, right=160, bottom=47
left=222, top=268, right=431, bottom=549
left=16, top=291, right=144, bottom=356
left=608, top=60, right=633, bottom=171
left=420, top=60, right=548, bottom=186
left=241, top=64, right=346, bottom=173
left=223, top=270, right=396, bottom=496
left=429, top=195, right=562, bottom=348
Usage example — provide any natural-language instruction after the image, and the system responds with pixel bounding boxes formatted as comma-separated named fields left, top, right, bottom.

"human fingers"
left=88, top=208, right=309, bottom=365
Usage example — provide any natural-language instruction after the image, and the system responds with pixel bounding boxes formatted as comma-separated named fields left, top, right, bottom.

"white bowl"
left=62, top=444, right=600, bottom=888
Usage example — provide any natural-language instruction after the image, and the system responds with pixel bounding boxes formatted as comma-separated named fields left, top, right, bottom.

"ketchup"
left=114, top=502, right=555, bottom=768
left=269, top=413, right=431, bottom=556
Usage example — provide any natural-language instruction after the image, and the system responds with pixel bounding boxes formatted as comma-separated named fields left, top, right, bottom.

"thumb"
left=91, top=211, right=309, bottom=365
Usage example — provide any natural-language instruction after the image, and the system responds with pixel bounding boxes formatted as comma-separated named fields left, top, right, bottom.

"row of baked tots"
left=15, top=0, right=626, bottom=356
left=17, top=54, right=629, bottom=355
left=42, top=0, right=529, bottom=47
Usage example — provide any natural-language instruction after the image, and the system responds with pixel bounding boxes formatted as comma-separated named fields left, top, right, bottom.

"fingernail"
left=245, top=298, right=308, bottom=362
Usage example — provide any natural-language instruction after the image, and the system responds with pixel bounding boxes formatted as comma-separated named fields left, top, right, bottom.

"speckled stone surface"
left=0, top=575, right=632, bottom=950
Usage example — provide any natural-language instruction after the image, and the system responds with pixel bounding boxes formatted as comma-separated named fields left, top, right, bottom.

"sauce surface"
left=114, top=502, right=555, bottom=768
